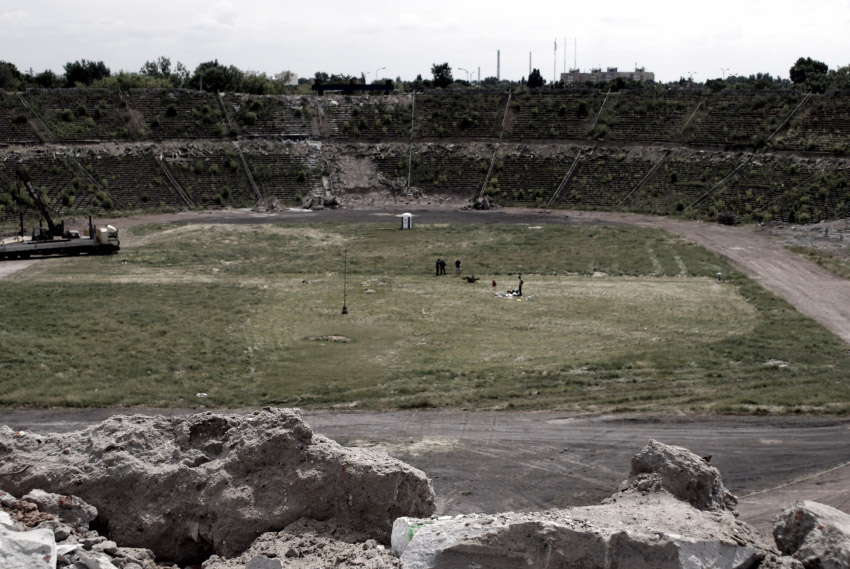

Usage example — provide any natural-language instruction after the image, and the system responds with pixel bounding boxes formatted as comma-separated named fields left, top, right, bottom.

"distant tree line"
left=0, top=57, right=297, bottom=94
left=1, top=56, right=848, bottom=95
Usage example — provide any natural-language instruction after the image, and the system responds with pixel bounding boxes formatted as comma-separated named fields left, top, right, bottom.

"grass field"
left=1, top=221, right=849, bottom=414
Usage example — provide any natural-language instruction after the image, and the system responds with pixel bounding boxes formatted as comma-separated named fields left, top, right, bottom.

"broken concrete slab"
left=394, top=489, right=764, bottom=569
left=773, top=500, right=850, bottom=569
left=0, top=523, right=57, bottom=569
left=202, top=518, right=401, bottom=569
left=392, top=439, right=770, bottom=569
left=66, top=547, right=120, bottom=569
left=244, top=555, right=283, bottom=569
left=0, top=408, right=435, bottom=564
left=21, top=490, right=97, bottom=534
left=628, top=439, right=737, bottom=512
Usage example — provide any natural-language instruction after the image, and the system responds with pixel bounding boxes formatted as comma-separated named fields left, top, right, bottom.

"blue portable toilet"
left=399, top=212, right=413, bottom=229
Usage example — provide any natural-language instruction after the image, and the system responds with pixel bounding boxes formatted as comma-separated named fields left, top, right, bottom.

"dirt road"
left=570, top=210, right=850, bottom=345
left=0, top=258, right=39, bottom=279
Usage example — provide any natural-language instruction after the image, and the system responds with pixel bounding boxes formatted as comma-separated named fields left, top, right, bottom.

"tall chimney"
left=497, top=50, right=501, bottom=81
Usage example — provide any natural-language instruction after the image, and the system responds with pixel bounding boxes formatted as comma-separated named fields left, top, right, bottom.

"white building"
left=561, top=67, right=655, bottom=85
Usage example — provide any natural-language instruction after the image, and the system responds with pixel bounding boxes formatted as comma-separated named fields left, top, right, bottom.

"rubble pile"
left=773, top=500, right=850, bottom=568
left=202, top=518, right=401, bottom=569
left=627, top=438, right=738, bottom=512
left=1, top=414, right=848, bottom=569
left=393, top=440, right=848, bottom=569
left=394, top=439, right=765, bottom=569
left=0, top=489, right=158, bottom=569
left=0, top=408, right=435, bottom=565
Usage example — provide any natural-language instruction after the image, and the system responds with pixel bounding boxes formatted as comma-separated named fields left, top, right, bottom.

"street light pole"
left=341, top=249, right=348, bottom=314
left=375, top=67, right=386, bottom=83
left=721, top=67, right=730, bottom=79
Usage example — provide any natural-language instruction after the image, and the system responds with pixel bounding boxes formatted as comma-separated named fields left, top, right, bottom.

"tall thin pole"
left=341, top=249, right=348, bottom=314
left=408, top=92, right=414, bottom=192
left=563, top=36, right=567, bottom=73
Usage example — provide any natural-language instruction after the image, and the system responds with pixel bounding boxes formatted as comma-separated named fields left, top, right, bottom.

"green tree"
left=830, top=65, right=850, bottom=90
left=63, top=60, right=111, bottom=86
left=789, top=57, right=828, bottom=85
left=527, top=68, right=545, bottom=88
left=33, top=70, right=61, bottom=88
left=0, top=61, right=23, bottom=90
left=329, top=73, right=355, bottom=83
left=431, top=63, right=453, bottom=88
left=140, top=56, right=172, bottom=78
left=141, top=57, right=189, bottom=87
left=705, top=78, right=727, bottom=93
left=189, top=60, right=244, bottom=92
left=607, top=76, right=642, bottom=91
left=91, top=71, right=173, bottom=90
left=242, top=71, right=288, bottom=94
left=789, top=57, right=830, bottom=92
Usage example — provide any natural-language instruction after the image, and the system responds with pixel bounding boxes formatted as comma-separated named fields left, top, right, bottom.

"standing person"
left=455, top=259, right=461, bottom=276
left=517, top=275, right=524, bottom=296
left=436, top=258, right=441, bottom=276
left=439, top=258, right=447, bottom=275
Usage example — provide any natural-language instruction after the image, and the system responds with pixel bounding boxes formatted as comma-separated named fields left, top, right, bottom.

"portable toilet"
left=399, top=212, right=413, bottom=229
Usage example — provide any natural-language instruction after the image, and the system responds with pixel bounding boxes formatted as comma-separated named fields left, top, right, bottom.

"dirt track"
left=3, top=204, right=850, bottom=539
left=573, top=210, right=850, bottom=344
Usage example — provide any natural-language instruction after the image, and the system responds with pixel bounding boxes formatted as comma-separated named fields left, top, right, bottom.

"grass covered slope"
left=1, top=222, right=848, bottom=413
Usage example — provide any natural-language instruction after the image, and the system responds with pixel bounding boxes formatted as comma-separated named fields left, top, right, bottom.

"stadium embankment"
left=2, top=138, right=849, bottom=226
left=2, top=88, right=850, bottom=226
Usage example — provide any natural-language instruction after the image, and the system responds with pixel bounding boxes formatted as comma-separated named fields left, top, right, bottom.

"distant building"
left=561, top=67, right=655, bottom=85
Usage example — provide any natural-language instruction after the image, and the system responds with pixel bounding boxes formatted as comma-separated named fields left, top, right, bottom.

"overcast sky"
left=2, top=0, right=848, bottom=83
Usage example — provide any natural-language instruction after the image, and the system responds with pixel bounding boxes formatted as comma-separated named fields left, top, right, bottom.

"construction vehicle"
left=0, top=171, right=119, bottom=260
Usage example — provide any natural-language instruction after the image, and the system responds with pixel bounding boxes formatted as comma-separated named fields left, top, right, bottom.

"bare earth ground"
left=3, top=200, right=850, bottom=539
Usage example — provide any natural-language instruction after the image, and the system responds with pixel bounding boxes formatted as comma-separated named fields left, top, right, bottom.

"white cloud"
left=0, top=9, right=28, bottom=24
left=190, top=1, right=239, bottom=31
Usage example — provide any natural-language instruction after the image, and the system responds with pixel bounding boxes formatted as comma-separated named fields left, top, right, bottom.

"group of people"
left=433, top=259, right=524, bottom=296
left=435, top=258, right=462, bottom=276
